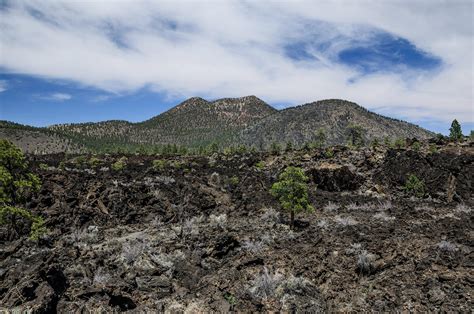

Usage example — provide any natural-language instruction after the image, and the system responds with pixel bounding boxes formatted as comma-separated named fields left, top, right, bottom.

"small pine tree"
left=270, top=166, right=314, bottom=229
left=314, top=128, right=326, bottom=148
left=270, top=142, right=281, bottom=155
left=449, top=119, right=463, bottom=142
left=285, top=141, right=293, bottom=152
left=347, top=124, right=365, bottom=147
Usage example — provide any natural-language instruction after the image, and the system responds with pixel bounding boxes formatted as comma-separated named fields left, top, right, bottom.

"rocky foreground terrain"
left=0, top=140, right=473, bottom=312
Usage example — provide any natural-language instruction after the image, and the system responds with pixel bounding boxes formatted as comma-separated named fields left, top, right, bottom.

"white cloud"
left=38, top=92, right=72, bottom=101
left=0, top=0, right=472, bottom=123
left=0, top=80, right=7, bottom=92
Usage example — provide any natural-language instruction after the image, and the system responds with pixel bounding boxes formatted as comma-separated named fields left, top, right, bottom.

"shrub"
left=152, top=159, right=167, bottom=171
left=224, top=293, right=237, bottom=306
left=0, top=206, right=47, bottom=240
left=412, top=141, right=421, bottom=152
left=229, top=175, right=239, bottom=186
left=357, top=250, right=375, bottom=275
left=270, top=142, right=281, bottom=155
left=394, top=138, right=406, bottom=149
left=171, top=160, right=183, bottom=169
left=403, top=174, right=425, bottom=197
left=0, top=140, right=45, bottom=240
left=324, top=147, right=334, bottom=158
left=1, top=139, right=40, bottom=204
left=255, top=161, right=265, bottom=170
left=371, top=138, right=379, bottom=149
left=89, top=156, right=101, bottom=168
left=209, top=213, right=227, bottom=230
left=429, top=144, right=438, bottom=153
left=270, top=166, right=314, bottom=228
left=39, top=163, right=49, bottom=170
left=111, top=157, right=127, bottom=171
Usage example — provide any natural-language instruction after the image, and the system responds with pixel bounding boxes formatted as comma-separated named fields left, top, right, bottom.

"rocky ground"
left=0, top=141, right=473, bottom=312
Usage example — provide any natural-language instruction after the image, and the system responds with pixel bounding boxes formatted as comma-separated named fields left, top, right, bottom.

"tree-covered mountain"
left=238, top=99, right=433, bottom=149
left=0, top=97, right=433, bottom=154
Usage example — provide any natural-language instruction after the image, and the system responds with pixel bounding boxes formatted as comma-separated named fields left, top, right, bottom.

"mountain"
left=238, top=99, right=433, bottom=148
left=135, top=95, right=277, bottom=147
left=0, top=97, right=433, bottom=153
left=0, top=121, right=85, bottom=154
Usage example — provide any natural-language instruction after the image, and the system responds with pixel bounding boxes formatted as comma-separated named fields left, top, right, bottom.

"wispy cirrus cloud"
left=0, top=0, right=472, bottom=124
left=37, top=92, right=72, bottom=101
left=0, top=80, right=7, bottom=92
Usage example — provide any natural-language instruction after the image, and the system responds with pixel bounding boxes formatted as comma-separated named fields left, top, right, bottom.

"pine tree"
left=449, top=119, right=463, bottom=142
left=270, top=167, right=314, bottom=229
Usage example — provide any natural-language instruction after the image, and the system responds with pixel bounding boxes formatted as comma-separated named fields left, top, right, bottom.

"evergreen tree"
left=314, top=128, right=326, bottom=148
left=449, top=119, right=463, bottom=142
left=347, top=124, right=365, bottom=147
left=270, top=166, right=314, bottom=229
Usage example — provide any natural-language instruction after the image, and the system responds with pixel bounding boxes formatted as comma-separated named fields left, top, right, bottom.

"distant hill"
left=238, top=99, right=433, bottom=148
left=0, top=97, right=433, bottom=153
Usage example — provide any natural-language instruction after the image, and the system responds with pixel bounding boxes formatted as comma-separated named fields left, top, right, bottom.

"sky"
left=0, top=0, right=473, bottom=134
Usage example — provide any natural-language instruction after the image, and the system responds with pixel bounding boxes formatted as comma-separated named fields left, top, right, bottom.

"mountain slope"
left=1, top=97, right=434, bottom=153
left=0, top=121, right=85, bottom=153
left=238, top=99, right=433, bottom=148
left=136, top=95, right=277, bottom=146
left=44, top=96, right=276, bottom=149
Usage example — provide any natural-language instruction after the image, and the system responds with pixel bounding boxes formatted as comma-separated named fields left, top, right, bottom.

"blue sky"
left=0, top=1, right=473, bottom=134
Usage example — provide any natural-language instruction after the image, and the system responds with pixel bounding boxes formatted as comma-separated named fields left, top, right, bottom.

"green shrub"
left=152, top=159, right=167, bottom=171
left=0, top=206, right=47, bottom=240
left=403, top=174, right=425, bottom=197
left=394, top=138, right=406, bottom=149
left=229, top=175, right=239, bottom=186
left=270, top=166, right=314, bottom=228
left=39, top=163, right=49, bottom=170
left=111, top=157, right=127, bottom=171
left=224, top=292, right=237, bottom=306
left=73, top=155, right=87, bottom=167
left=270, top=142, right=281, bottom=155
left=412, top=141, right=421, bottom=152
left=171, top=161, right=183, bottom=169
left=0, top=139, right=45, bottom=240
left=89, top=156, right=101, bottom=168
left=255, top=161, right=265, bottom=170
left=324, top=147, right=334, bottom=158
left=371, top=138, right=380, bottom=149
left=429, top=144, right=438, bottom=154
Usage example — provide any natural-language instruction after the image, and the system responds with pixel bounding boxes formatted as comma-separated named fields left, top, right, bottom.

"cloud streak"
left=0, top=80, right=7, bottom=92
left=0, top=0, right=472, bottom=123
left=38, top=92, right=72, bottom=101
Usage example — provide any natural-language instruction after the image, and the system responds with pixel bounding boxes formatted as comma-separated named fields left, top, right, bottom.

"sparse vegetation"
left=152, top=159, right=167, bottom=171
left=255, top=161, right=265, bottom=170
left=403, top=174, right=425, bottom=197
left=412, top=141, right=421, bottom=152
left=394, top=138, right=406, bottom=149
left=0, top=140, right=45, bottom=240
left=112, top=156, right=128, bottom=171
left=270, top=166, right=314, bottom=228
